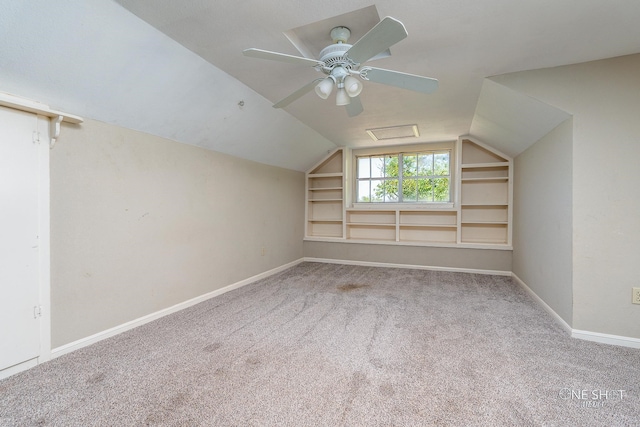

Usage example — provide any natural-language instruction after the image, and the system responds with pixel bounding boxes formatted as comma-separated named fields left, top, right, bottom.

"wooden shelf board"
left=399, top=224, right=457, bottom=229
left=308, top=172, right=343, bottom=178
left=308, top=187, right=343, bottom=191
left=346, top=208, right=396, bottom=212
left=461, top=204, right=509, bottom=207
left=400, top=239, right=457, bottom=244
left=308, top=218, right=342, bottom=222
left=461, top=238, right=508, bottom=244
left=346, top=236, right=396, bottom=242
left=347, top=208, right=457, bottom=212
left=461, top=177, right=509, bottom=182
left=461, top=162, right=509, bottom=168
left=308, top=199, right=343, bottom=202
left=347, top=223, right=395, bottom=227
left=461, top=221, right=508, bottom=225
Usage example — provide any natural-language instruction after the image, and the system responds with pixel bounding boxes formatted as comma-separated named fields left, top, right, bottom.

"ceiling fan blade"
left=243, top=48, right=322, bottom=67
left=345, top=95, right=363, bottom=117
left=273, top=78, right=324, bottom=109
left=345, top=17, right=408, bottom=65
left=360, top=67, right=439, bottom=94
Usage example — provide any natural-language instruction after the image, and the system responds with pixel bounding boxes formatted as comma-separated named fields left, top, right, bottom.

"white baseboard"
left=51, top=258, right=304, bottom=359
left=511, top=273, right=573, bottom=334
left=37, top=259, right=640, bottom=366
left=0, top=358, right=39, bottom=381
left=572, top=329, right=640, bottom=349
left=511, top=273, right=640, bottom=349
left=304, top=257, right=512, bottom=276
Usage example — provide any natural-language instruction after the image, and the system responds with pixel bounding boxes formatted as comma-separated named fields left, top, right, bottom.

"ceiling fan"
left=243, top=17, right=438, bottom=117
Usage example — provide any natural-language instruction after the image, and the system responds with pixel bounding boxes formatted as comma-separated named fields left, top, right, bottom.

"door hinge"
left=34, top=305, right=42, bottom=319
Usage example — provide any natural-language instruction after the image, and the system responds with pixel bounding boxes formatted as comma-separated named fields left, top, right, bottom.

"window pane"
left=371, top=157, right=384, bottom=178
left=357, top=180, right=371, bottom=202
left=402, top=178, right=417, bottom=202
left=433, top=178, right=450, bottom=201
left=403, top=154, right=417, bottom=176
left=371, top=179, right=384, bottom=202
left=434, top=152, right=449, bottom=176
left=385, top=179, right=399, bottom=202
left=385, top=155, right=399, bottom=177
left=357, top=158, right=370, bottom=179
left=417, top=179, right=433, bottom=202
left=355, top=149, right=450, bottom=204
left=418, top=154, right=433, bottom=176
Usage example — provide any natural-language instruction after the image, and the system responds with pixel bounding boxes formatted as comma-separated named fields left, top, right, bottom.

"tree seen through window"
left=357, top=151, right=450, bottom=203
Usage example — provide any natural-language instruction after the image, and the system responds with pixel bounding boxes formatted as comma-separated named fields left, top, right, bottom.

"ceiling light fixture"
left=335, top=83, right=351, bottom=106
left=343, top=75, right=363, bottom=97
left=244, top=17, right=439, bottom=116
left=311, top=27, right=366, bottom=107
left=314, top=76, right=335, bottom=99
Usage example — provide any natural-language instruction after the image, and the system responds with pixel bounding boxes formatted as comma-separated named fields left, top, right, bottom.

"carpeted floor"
left=1, top=262, right=639, bottom=426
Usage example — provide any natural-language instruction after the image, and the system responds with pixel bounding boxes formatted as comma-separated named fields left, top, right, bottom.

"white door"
left=0, top=106, right=41, bottom=370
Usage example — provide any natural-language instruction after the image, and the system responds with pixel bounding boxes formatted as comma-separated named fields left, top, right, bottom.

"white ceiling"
left=2, top=1, right=640, bottom=171
left=115, top=0, right=640, bottom=148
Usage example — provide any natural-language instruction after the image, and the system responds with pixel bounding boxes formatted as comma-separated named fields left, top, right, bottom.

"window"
left=356, top=150, right=450, bottom=203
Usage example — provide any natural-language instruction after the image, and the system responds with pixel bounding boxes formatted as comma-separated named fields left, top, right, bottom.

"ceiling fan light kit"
left=343, top=75, right=363, bottom=97
left=243, top=17, right=438, bottom=115
left=335, top=84, right=351, bottom=106
left=315, top=76, right=335, bottom=99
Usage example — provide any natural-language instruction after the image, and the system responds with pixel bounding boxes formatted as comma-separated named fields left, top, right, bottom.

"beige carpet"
left=1, top=262, right=639, bottom=426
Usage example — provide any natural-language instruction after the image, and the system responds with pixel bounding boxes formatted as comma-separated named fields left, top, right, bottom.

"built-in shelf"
left=399, top=224, right=458, bottom=228
left=461, top=177, right=509, bottom=182
left=459, top=138, right=512, bottom=245
left=461, top=162, right=510, bottom=168
left=308, top=172, right=343, bottom=178
left=306, top=149, right=345, bottom=239
left=304, top=138, right=512, bottom=247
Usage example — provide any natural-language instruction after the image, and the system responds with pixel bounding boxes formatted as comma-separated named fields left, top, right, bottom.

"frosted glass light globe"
left=344, top=75, right=363, bottom=97
left=315, top=77, right=334, bottom=99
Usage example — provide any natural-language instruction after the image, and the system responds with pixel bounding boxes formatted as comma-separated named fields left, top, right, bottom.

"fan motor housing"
left=319, top=43, right=353, bottom=72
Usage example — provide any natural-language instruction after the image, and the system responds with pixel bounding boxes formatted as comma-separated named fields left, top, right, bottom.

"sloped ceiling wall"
left=2, top=1, right=636, bottom=171
left=0, top=0, right=336, bottom=172
left=469, top=79, right=571, bottom=158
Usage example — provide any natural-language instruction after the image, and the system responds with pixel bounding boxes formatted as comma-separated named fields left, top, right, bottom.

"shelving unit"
left=343, top=208, right=458, bottom=244
left=398, top=210, right=457, bottom=243
left=304, top=138, right=512, bottom=248
left=346, top=210, right=396, bottom=241
left=306, top=149, right=344, bottom=238
left=458, top=138, right=512, bottom=245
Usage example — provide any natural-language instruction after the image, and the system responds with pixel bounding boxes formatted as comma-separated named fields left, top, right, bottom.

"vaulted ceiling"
left=2, top=1, right=640, bottom=170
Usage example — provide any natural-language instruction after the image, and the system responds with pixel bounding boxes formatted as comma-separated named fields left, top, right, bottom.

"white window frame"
left=350, top=142, right=456, bottom=210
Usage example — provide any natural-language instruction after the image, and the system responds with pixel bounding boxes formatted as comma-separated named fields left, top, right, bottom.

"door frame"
left=0, top=92, right=80, bottom=379
left=0, top=111, right=51, bottom=379
left=36, top=113, right=52, bottom=364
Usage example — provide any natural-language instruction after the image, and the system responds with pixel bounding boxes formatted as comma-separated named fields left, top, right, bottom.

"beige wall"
left=495, top=54, right=640, bottom=338
left=513, top=118, right=573, bottom=325
left=304, top=241, right=512, bottom=273
left=51, top=119, right=304, bottom=347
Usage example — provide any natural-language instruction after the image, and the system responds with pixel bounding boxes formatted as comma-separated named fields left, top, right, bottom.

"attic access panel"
left=366, top=124, right=420, bottom=141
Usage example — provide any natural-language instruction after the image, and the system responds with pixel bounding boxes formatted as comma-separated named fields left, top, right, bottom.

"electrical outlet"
left=633, top=287, right=640, bottom=305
